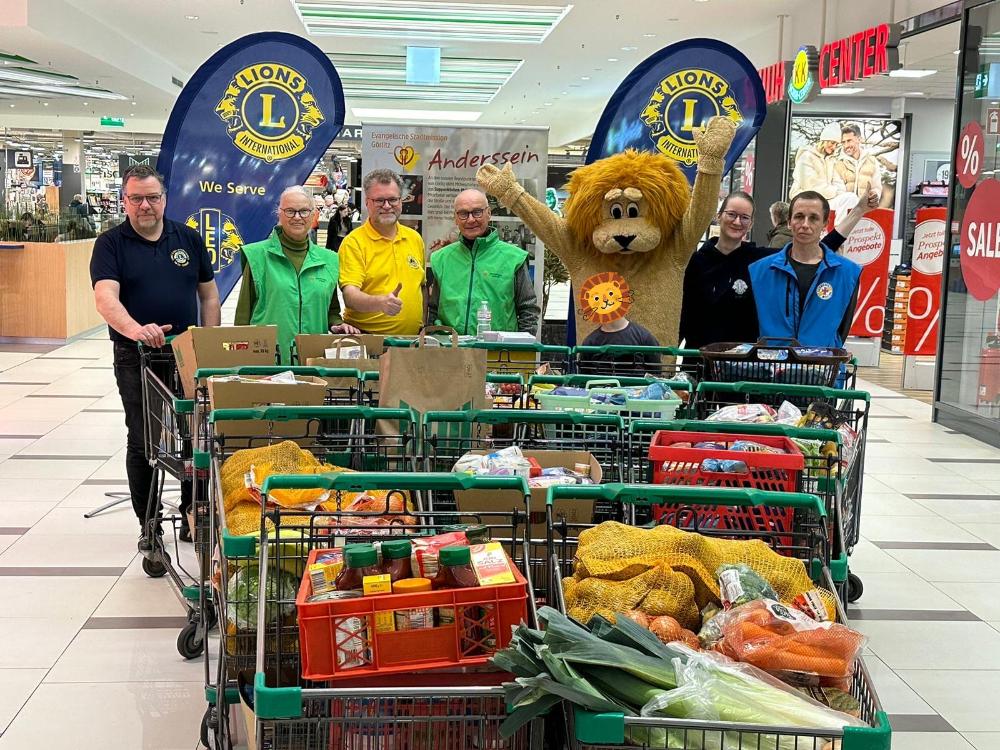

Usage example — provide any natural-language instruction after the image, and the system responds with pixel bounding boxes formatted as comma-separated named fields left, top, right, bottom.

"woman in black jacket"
left=325, top=201, right=353, bottom=252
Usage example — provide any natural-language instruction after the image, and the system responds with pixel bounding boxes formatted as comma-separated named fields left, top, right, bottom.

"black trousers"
left=112, top=341, right=191, bottom=525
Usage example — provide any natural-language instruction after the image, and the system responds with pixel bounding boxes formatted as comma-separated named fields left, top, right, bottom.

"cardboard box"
left=172, top=325, right=278, bottom=398
left=455, top=450, right=602, bottom=540
left=207, top=374, right=327, bottom=438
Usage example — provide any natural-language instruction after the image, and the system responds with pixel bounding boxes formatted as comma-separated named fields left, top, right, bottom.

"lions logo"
left=577, top=271, right=634, bottom=324
left=185, top=208, right=244, bottom=273
left=640, top=68, right=743, bottom=166
left=170, top=249, right=190, bottom=268
left=214, top=63, right=324, bottom=163
left=406, top=255, right=421, bottom=270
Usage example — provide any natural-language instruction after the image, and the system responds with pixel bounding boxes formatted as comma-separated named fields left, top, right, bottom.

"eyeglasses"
left=456, top=208, right=487, bottom=221
left=369, top=197, right=401, bottom=207
left=281, top=208, right=314, bottom=219
left=125, top=194, right=163, bottom=206
left=721, top=210, right=753, bottom=225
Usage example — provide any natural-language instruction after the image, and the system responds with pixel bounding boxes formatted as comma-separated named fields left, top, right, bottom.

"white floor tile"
left=885, top=549, right=1000, bottom=582
left=0, top=397, right=98, bottom=422
left=0, top=501, right=57, bottom=527
left=0, top=458, right=103, bottom=480
left=1, top=478, right=85, bottom=502
left=16, top=437, right=120, bottom=458
left=0, top=533, right=137, bottom=568
left=0, top=681, right=204, bottom=750
left=0, top=352, right=40, bottom=372
left=860, top=515, right=985, bottom=544
left=0, top=617, right=84, bottom=668
left=860, top=492, right=936, bottom=517
left=848, top=572, right=963, bottom=610
left=0, top=576, right=116, bottom=619
left=897, top=670, right=1000, bottom=731
left=861, top=654, right=934, bottom=714
left=0, top=668, right=45, bottom=733
left=935, top=583, right=1000, bottom=622
left=0, top=437, right=36, bottom=458
left=964, top=732, right=1000, bottom=749
left=956, top=523, right=1000, bottom=548
left=56, top=484, right=136, bottom=510
left=858, top=620, right=1000, bottom=670
left=862, top=474, right=992, bottom=496
left=46, top=628, right=203, bottom=683
left=866, top=456, right=959, bottom=476
left=890, top=733, right=974, bottom=750
left=26, top=506, right=139, bottom=536
left=92, top=576, right=187, bottom=619
left=847, top=539, right=911, bottom=574
left=941, top=463, right=1000, bottom=482
left=0, top=420, right=63, bottom=437
left=918, top=498, right=1000, bottom=525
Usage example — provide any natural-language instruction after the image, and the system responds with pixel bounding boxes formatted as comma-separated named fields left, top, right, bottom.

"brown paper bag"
left=377, top=327, right=488, bottom=447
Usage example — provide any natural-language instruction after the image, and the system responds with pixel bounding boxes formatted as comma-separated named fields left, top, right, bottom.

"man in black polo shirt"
left=91, top=165, right=221, bottom=543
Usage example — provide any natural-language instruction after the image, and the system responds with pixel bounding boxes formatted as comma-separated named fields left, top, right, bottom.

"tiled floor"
left=0, top=321, right=998, bottom=748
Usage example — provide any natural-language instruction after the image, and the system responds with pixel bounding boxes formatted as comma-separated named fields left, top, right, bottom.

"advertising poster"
left=905, top=206, right=946, bottom=355
left=158, top=32, right=346, bottom=302
left=837, top=207, right=894, bottom=338
left=361, top=124, right=549, bottom=301
left=788, top=116, right=901, bottom=214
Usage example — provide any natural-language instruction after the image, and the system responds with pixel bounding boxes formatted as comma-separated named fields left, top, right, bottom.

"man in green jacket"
left=235, top=186, right=359, bottom=363
left=428, top=188, right=540, bottom=335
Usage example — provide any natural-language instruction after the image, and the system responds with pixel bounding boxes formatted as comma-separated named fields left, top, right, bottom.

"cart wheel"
left=204, top=602, right=219, bottom=631
left=200, top=706, right=216, bottom=749
left=847, top=572, right=864, bottom=603
left=142, top=555, right=168, bottom=579
left=177, top=622, right=204, bottom=660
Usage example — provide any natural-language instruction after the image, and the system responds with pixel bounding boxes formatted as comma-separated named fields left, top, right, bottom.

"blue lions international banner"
left=586, top=38, right=766, bottom=180
left=158, top=32, right=345, bottom=302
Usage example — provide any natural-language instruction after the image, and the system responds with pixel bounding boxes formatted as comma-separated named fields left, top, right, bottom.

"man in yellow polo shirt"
left=339, top=169, right=425, bottom=334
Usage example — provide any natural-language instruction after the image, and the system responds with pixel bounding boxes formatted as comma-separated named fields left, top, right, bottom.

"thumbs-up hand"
left=382, top=283, right=403, bottom=316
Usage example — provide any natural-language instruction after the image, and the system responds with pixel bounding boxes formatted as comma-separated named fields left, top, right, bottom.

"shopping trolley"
left=691, top=381, right=871, bottom=603
left=360, top=371, right=528, bottom=410
left=699, top=338, right=857, bottom=391
left=238, top=472, right=540, bottom=749
left=529, top=375, right=689, bottom=427
left=544, top=483, right=890, bottom=750
left=571, top=345, right=703, bottom=382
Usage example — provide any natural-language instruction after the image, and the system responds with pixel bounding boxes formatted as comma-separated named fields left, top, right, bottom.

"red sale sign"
left=905, top=207, right=947, bottom=355
left=959, top=178, right=1000, bottom=301
left=837, top=208, right=894, bottom=337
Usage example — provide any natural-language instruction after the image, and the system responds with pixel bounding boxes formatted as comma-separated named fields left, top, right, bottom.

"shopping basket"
left=544, top=484, right=890, bottom=750
left=571, top=345, right=703, bottom=382
left=700, top=337, right=856, bottom=391
left=530, top=375, right=688, bottom=426
left=243, top=472, right=542, bottom=749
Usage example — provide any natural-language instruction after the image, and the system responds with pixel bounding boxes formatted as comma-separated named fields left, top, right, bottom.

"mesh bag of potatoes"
left=564, top=521, right=837, bottom=630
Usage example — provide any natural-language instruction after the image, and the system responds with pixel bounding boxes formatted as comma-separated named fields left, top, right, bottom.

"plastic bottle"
left=476, top=300, right=492, bottom=339
left=392, top=577, right=434, bottom=631
left=431, top=546, right=479, bottom=628
left=335, top=545, right=381, bottom=592
left=380, top=539, right=413, bottom=583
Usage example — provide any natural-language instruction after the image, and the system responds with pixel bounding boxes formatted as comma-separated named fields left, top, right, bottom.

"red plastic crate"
left=647, top=431, right=804, bottom=538
left=296, top=547, right=529, bottom=682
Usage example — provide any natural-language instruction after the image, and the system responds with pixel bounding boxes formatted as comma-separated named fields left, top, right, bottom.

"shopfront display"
left=936, top=0, right=1000, bottom=444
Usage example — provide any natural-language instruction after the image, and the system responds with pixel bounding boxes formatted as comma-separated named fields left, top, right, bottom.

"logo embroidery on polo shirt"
left=816, top=282, right=833, bottom=300
left=732, top=279, right=748, bottom=296
left=406, top=255, right=420, bottom=270
left=170, top=249, right=191, bottom=268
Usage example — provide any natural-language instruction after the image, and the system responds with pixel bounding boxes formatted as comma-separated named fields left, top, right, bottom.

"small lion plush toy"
left=478, top=115, right=737, bottom=347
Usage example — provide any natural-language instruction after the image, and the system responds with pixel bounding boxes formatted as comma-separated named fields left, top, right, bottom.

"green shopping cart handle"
left=209, top=405, right=414, bottom=423
left=421, top=408, right=623, bottom=427
left=547, top=483, right=827, bottom=517
left=461, top=341, right=571, bottom=354
left=571, top=345, right=698, bottom=357
left=262, top=471, right=530, bottom=495
left=696, top=380, right=870, bottom=403
left=194, top=366, right=363, bottom=379
left=487, top=373, right=524, bottom=385
left=529, top=374, right=691, bottom=391
left=631, top=418, right=842, bottom=444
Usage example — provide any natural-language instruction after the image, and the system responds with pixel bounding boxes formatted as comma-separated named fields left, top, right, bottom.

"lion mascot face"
left=564, top=149, right=692, bottom=255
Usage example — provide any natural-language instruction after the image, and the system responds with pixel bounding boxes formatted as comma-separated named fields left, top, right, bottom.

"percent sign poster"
left=905, top=207, right=947, bottom=355
left=837, top=208, right=894, bottom=337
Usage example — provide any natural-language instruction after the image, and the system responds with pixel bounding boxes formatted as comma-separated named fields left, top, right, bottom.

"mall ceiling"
left=0, top=0, right=966, bottom=148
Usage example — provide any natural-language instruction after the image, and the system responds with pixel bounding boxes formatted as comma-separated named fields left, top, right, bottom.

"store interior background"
left=0, top=0, right=996, bottom=446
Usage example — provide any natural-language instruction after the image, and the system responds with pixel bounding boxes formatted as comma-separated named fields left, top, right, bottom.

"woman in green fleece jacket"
left=234, top=186, right=359, bottom=363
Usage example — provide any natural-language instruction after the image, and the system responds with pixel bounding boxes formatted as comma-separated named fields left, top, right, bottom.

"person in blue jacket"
left=748, top=190, right=862, bottom=349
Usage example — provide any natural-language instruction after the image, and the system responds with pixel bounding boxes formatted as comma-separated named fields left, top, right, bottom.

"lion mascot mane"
left=477, top=116, right=737, bottom=348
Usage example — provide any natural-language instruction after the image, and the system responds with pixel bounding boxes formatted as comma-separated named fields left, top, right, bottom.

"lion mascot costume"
left=477, top=115, right=737, bottom=347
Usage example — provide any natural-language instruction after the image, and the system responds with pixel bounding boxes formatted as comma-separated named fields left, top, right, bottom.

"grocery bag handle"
left=418, top=326, right=459, bottom=348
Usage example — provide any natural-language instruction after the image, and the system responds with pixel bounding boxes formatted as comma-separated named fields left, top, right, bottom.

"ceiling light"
left=902, top=91, right=925, bottom=96
left=185, top=14, right=199, bottom=20
left=580, top=75, right=590, bottom=80
left=560, top=90, right=567, bottom=94
left=888, top=69, right=936, bottom=78
left=821, top=87, right=864, bottom=95
left=42, top=101, right=48, bottom=106
left=296, top=1, right=572, bottom=44
left=8, top=103, right=13, bottom=108
left=543, top=102, right=552, bottom=106
left=83, top=101, right=88, bottom=106
left=621, top=46, right=638, bottom=51
left=130, top=112, right=135, bottom=116
left=351, top=106, right=481, bottom=122
left=954, top=49, right=961, bottom=55
left=0, top=67, right=78, bottom=86
left=607, top=58, right=618, bottom=62
left=18, top=84, right=126, bottom=100
left=643, top=33, right=656, bottom=37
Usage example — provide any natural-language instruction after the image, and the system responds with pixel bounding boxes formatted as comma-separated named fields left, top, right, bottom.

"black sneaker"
left=179, top=516, right=193, bottom=543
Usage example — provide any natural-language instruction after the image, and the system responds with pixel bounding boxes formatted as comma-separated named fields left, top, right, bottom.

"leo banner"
left=158, top=32, right=345, bottom=302
left=585, top=38, right=766, bottom=181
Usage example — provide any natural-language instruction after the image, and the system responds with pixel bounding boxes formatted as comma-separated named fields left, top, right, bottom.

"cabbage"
left=226, top=565, right=298, bottom=630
